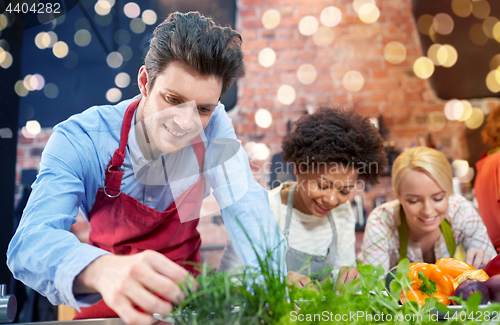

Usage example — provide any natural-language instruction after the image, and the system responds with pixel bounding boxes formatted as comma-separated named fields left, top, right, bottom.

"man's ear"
left=138, top=66, right=149, bottom=97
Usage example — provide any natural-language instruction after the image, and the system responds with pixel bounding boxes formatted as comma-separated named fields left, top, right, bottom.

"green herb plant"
left=168, top=223, right=500, bottom=325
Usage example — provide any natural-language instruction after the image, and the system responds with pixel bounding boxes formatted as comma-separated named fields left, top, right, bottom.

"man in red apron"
left=8, top=12, right=286, bottom=325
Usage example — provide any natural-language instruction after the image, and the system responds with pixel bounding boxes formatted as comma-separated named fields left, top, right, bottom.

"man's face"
left=137, top=61, right=222, bottom=155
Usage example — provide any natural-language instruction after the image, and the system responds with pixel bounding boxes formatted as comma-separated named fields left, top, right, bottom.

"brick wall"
left=233, top=0, right=500, bottom=167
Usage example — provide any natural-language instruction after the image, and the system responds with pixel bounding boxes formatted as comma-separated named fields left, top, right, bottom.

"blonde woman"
left=362, top=147, right=496, bottom=271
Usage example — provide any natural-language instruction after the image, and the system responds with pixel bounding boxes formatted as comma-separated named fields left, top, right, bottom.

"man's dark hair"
left=282, top=107, right=387, bottom=185
left=145, top=11, right=245, bottom=96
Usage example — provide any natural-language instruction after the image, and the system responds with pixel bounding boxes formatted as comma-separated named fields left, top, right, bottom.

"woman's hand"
left=337, top=266, right=360, bottom=285
left=465, top=248, right=492, bottom=269
left=287, top=270, right=312, bottom=289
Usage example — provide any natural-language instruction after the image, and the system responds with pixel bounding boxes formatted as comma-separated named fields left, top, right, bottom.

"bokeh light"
left=74, top=29, right=92, bottom=47
left=0, top=39, right=9, bottom=51
left=106, top=88, right=122, bottom=103
left=95, top=13, right=112, bottom=27
left=417, top=14, right=434, bottom=35
left=470, top=23, right=489, bottom=46
left=297, top=64, right=317, bottom=84
left=486, top=70, right=500, bottom=93
left=21, top=127, right=35, bottom=139
left=313, top=26, right=334, bottom=47
left=433, top=13, right=454, bottom=35
left=31, top=74, right=45, bottom=90
left=26, top=120, right=41, bottom=136
left=464, top=107, right=485, bottom=129
left=441, top=45, right=458, bottom=67
left=320, top=6, right=342, bottom=27
left=130, top=18, right=146, bottom=34
left=23, top=75, right=35, bottom=91
left=457, top=100, right=472, bottom=121
left=35, top=32, right=48, bottom=49
left=358, top=4, right=380, bottom=24
left=458, top=167, right=475, bottom=183
left=53, top=41, right=69, bottom=58
left=426, top=111, right=447, bottom=132
left=0, top=50, right=13, bottom=69
left=255, top=108, right=273, bottom=128
left=353, top=0, right=375, bottom=13
left=277, top=85, right=296, bottom=105
left=427, top=43, right=443, bottom=66
left=451, top=159, right=469, bottom=178
left=44, top=83, right=59, bottom=99
left=258, top=48, right=276, bottom=67
left=451, top=0, right=472, bottom=18
left=384, top=41, right=406, bottom=64
left=490, top=54, right=500, bottom=70
left=115, top=72, right=131, bottom=88
left=118, top=45, right=133, bottom=61
left=483, top=16, right=498, bottom=38
left=124, top=2, right=140, bottom=19
left=107, top=52, right=123, bottom=68
left=75, top=18, right=91, bottom=31
left=413, top=57, right=435, bottom=79
left=94, top=1, right=111, bottom=16
left=43, top=31, right=58, bottom=48
left=262, top=9, right=280, bottom=29
left=342, top=70, right=364, bottom=92
left=246, top=142, right=270, bottom=161
left=142, top=9, right=157, bottom=25
left=114, top=29, right=130, bottom=45
left=15, top=80, right=29, bottom=97
left=299, top=16, right=318, bottom=36
left=0, top=14, right=8, bottom=31
left=444, top=99, right=461, bottom=121
left=472, top=0, right=490, bottom=19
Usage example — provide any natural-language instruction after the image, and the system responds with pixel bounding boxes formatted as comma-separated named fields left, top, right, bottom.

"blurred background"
left=1, top=0, right=500, bottom=320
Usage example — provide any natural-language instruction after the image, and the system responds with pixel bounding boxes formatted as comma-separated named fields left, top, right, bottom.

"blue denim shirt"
left=7, top=95, right=285, bottom=310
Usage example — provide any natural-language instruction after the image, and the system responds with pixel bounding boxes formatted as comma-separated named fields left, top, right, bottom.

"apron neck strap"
left=283, top=183, right=337, bottom=255
left=398, top=205, right=456, bottom=262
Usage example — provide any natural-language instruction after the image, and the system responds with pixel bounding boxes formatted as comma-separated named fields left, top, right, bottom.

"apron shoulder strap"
left=398, top=206, right=408, bottom=263
left=398, top=207, right=456, bottom=261
left=440, top=218, right=456, bottom=257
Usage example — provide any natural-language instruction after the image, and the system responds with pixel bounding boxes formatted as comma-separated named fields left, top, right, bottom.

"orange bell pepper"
left=436, top=258, right=475, bottom=279
left=401, top=262, right=454, bottom=306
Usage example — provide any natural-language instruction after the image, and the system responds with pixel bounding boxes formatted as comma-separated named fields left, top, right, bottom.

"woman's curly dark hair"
left=281, top=107, right=387, bottom=185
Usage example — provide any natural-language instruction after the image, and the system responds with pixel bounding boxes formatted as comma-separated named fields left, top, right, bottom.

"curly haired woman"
left=475, top=105, right=500, bottom=253
left=219, top=107, right=387, bottom=286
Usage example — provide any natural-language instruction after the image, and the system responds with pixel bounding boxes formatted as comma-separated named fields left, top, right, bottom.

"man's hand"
left=465, top=248, right=492, bottom=269
left=287, top=270, right=313, bottom=289
left=75, top=250, right=195, bottom=325
left=337, top=266, right=360, bottom=285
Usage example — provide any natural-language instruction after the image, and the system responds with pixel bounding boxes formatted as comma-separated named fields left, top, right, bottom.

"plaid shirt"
left=361, top=194, right=496, bottom=271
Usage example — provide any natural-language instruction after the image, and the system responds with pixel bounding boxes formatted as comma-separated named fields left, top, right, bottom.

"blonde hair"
left=392, top=147, right=453, bottom=196
left=482, top=105, right=500, bottom=148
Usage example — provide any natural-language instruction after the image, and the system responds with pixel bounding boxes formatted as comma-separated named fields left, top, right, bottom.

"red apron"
left=74, top=98, right=204, bottom=319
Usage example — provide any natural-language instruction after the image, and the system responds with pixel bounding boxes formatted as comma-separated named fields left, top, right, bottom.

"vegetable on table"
left=401, top=262, right=454, bottom=306
left=484, top=254, right=500, bottom=277
left=436, top=257, right=475, bottom=279
left=452, top=269, right=489, bottom=289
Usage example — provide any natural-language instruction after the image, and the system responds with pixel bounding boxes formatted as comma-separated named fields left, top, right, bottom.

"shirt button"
left=147, top=196, right=152, bottom=202
left=142, top=158, right=146, bottom=163
left=152, top=162, right=156, bottom=167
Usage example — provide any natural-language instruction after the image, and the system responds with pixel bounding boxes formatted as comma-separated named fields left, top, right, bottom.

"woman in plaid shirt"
left=361, top=147, right=496, bottom=272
